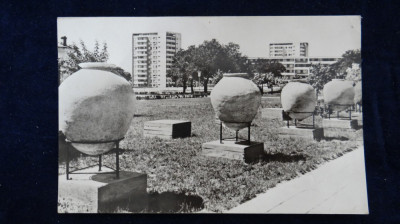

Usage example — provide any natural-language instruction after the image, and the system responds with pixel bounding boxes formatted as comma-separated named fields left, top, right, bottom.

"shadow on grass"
left=134, top=114, right=153, bottom=117
left=99, top=192, right=204, bottom=213
left=261, top=152, right=307, bottom=163
left=323, top=136, right=350, bottom=141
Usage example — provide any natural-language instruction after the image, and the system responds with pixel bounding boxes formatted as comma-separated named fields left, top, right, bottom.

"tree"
left=307, top=63, right=338, bottom=95
left=58, top=40, right=109, bottom=85
left=191, top=39, right=249, bottom=93
left=345, top=64, right=361, bottom=83
left=331, top=49, right=361, bottom=76
left=168, top=47, right=197, bottom=94
left=191, top=39, right=225, bottom=93
left=112, top=66, right=132, bottom=83
left=250, top=59, right=286, bottom=94
left=223, top=42, right=250, bottom=73
left=168, top=39, right=249, bottom=94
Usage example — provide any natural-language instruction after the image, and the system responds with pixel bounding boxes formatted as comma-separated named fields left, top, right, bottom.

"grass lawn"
left=59, top=97, right=363, bottom=213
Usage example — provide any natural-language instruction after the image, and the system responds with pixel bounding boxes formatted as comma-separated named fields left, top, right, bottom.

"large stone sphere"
left=323, top=79, right=355, bottom=111
left=354, top=82, right=362, bottom=105
left=59, top=63, right=136, bottom=155
left=210, top=73, right=261, bottom=131
left=281, top=81, right=316, bottom=121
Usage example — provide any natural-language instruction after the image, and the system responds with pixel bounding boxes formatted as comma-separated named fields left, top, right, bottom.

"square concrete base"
left=144, top=119, right=191, bottom=139
left=323, top=128, right=359, bottom=139
left=278, top=126, right=324, bottom=141
left=58, top=167, right=147, bottom=213
left=351, top=112, right=363, bottom=127
left=322, top=118, right=358, bottom=129
left=261, top=108, right=283, bottom=120
left=202, top=140, right=264, bottom=163
left=322, top=118, right=359, bottom=139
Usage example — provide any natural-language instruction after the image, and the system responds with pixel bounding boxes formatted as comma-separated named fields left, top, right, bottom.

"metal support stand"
left=65, top=138, right=124, bottom=180
left=99, top=155, right=102, bottom=171
left=312, top=113, right=315, bottom=129
left=327, top=104, right=354, bottom=120
left=220, top=121, right=223, bottom=144
left=248, top=123, right=251, bottom=142
left=283, top=110, right=316, bottom=129
left=219, top=121, right=251, bottom=144
left=328, top=105, right=331, bottom=120
left=116, top=141, right=120, bottom=179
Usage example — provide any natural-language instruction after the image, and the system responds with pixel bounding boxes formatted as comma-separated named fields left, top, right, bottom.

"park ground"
left=59, top=97, right=363, bottom=213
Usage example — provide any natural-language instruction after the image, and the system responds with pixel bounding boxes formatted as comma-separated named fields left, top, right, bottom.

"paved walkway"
left=226, top=145, right=369, bottom=214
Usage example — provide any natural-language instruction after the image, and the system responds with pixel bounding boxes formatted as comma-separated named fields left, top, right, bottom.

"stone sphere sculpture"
left=354, top=82, right=362, bottom=105
left=59, top=63, right=136, bottom=155
left=323, top=79, right=355, bottom=111
left=210, top=73, right=261, bottom=131
left=281, top=81, right=317, bottom=121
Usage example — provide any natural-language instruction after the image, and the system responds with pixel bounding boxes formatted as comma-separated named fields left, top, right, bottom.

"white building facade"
left=132, top=32, right=181, bottom=88
left=269, top=42, right=309, bottom=57
left=248, top=42, right=341, bottom=79
left=248, top=56, right=341, bottom=78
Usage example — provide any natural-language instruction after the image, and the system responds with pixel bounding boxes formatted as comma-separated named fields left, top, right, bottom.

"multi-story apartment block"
left=248, top=42, right=341, bottom=79
left=132, top=32, right=181, bottom=88
left=269, top=42, right=309, bottom=57
left=248, top=56, right=341, bottom=78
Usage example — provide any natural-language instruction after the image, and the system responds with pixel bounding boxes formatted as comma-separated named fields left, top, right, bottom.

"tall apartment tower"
left=132, top=32, right=181, bottom=88
left=269, top=42, right=309, bottom=57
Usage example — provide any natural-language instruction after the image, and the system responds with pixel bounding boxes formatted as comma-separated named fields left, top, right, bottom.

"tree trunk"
left=183, top=81, right=187, bottom=94
left=190, top=79, right=194, bottom=94
left=203, top=77, right=209, bottom=94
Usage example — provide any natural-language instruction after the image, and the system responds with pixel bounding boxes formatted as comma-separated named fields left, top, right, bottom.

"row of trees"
left=168, top=39, right=286, bottom=94
left=307, top=49, right=361, bottom=94
left=58, top=40, right=131, bottom=86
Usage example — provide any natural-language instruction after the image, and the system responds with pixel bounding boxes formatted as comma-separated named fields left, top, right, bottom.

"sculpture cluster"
left=59, top=64, right=361, bottom=155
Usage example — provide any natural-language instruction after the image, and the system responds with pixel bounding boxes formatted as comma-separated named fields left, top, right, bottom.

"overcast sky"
left=58, top=16, right=361, bottom=72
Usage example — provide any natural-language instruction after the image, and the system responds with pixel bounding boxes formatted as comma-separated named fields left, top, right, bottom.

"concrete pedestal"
left=278, top=126, right=324, bottom=141
left=144, top=120, right=191, bottom=139
left=261, top=108, right=283, bottom=120
left=202, top=140, right=264, bottom=163
left=58, top=167, right=147, bottom=213
left=322, top=118, right=358, bottom=139
left=351, top=112, right=363, bottom=128
left=323, top=118, right=358, bottom=129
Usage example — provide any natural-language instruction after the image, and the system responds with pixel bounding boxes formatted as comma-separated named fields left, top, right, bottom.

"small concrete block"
left=323, top=128, right=358, bottom=139
left=322, top=118, right=358, bottom=129
left=278, top=127, right=324, bottom=141
left=144, top=120, right=191, bottom=139
left=261, top=108, right=283, bottom=120
left=58, top=167, right=147, bottom=213
left=351, top=112, right=363, bottom=127
left=202, top=140, right=264, bottom=163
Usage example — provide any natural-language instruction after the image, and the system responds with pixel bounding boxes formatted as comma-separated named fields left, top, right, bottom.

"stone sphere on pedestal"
left=323, top=79, right=355, bottom=111
left=281, top=81, right=316, bottom=121
left=59, top=63, right=136, bottom=155
left=210, top=73, right=261, bottom=131
left=354, top=81, right=362, bottom=105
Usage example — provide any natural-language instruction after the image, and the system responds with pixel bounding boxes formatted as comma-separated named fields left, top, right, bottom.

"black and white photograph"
left=57, top=16, right=367, bottom=214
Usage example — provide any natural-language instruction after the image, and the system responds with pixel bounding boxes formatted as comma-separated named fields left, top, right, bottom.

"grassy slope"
left=59, top=98, right=363, bottom=212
